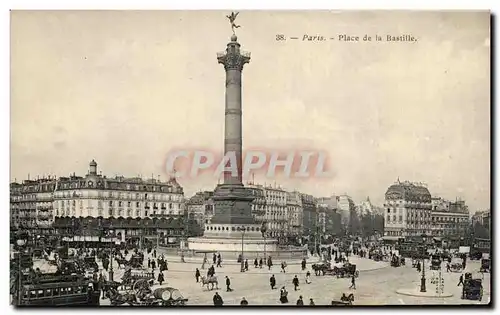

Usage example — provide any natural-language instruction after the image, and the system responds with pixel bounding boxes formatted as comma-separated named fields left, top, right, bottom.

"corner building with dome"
left=383, top=180, right=433, bottom=239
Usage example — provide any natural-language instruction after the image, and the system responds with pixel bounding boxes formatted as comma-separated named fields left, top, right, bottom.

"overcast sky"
left=10, top=10, right=490, bottom=211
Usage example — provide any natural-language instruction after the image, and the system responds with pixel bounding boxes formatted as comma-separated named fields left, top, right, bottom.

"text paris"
left=386, top=34, right=417, bottom=42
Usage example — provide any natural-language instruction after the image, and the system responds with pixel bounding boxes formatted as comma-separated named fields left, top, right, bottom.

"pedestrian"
left=281, top=262, right=286, bottom=273
left=309, top=298, right=315, bottom=306
left=213, top=253, right=217, bottom=264
left=292, top=275, right=299, bottom=291
left=148, top=258, right=151, bottom=268
left=225, top=276, right=232, bottom=292
left=457, top=274, right=464, bottom=286
left=213, top=292, right=224, bottom=306
left=270, top=274, right=276, bottom=289
left=301, top=258, right=306, bottom=271
left=259, top=258, right=263, bottom=269
left=349, top=274, right=356, bottom=289
left=244, top=259, right=249, bottom=271
left=305, top=270, right=311, bottom=284
left=296, top=295, right=304, bottom=305
left=254, top=258, right=258, bottom=268
left=157, top=271, right=165, bottom=286
left=217, top=256, right=222, bottom=268
left=267, top=257, right=273, bottom=271
left=195, top=268, right=201, bottom=283
left=151, top=260, right=156, bottom=271
left=240, top=297, right=248, bottom=305
left=446, top=263, right=451, bottom=272
left=279, top=286, right=288, bottom=304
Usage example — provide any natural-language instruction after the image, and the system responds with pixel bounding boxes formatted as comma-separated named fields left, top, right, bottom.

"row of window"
left=55, top=191, right=182, bottom=201
left=206, top=225, right=260, bottom=232
left=55, top=209, right=180, bottom=217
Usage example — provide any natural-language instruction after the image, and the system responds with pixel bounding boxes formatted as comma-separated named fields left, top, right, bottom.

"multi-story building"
left=337, top=194, right=355, bottom=227
left=430, top=210, right=469, bottom=238
left=472, top=210, right=490, bottom=231
left=286, top=191, right=303, bottom=237
left=10, top=178, right=56, bottom=231
left=316, top=205, right=327, bottom=234
left=53, top=160, right=185, bottom=219
left=246, top=185, right=266, bottom=225
left=300, top=193, right=317, bottom=236
left=383, top=180, right=433, bottom=238
left=186, top=191, right=211, bottom=228
left=245, top=184, right=287, bottom=239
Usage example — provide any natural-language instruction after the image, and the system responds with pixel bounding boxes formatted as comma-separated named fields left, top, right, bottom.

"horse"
left=200, top=275, right=219, bottom=291
left=105, top=287, right=137, bottom=306
left=115, top=258, right=129, bottom=269
left=311, top=263, right=328, bottom=276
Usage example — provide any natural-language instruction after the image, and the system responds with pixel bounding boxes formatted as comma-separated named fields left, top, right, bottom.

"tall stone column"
left=217, top=34, right=250, bottom=185
left=210, top=34, right=254, bottom=226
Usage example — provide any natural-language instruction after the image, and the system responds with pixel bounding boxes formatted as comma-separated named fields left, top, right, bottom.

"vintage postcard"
left=10, top=10, right=490, bottom=306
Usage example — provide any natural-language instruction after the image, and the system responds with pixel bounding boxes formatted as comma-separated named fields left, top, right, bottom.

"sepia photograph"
left=9, top=9, right=491, bottom=307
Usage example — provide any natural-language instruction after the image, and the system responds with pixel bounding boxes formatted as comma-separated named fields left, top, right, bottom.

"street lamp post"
left=420, top=233, right=427, bottom=293
left=261, top=222, right=267, bottom=261
left=108, top=231, right=114, bottom=281
left=238, top=226, right=246, bottom=272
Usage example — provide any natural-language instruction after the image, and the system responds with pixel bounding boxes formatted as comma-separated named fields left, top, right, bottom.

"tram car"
left=15, top=278, right=100, bottom=306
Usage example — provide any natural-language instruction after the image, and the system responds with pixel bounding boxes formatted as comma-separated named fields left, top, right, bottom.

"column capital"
left=217, top=51, right=251, bottom=71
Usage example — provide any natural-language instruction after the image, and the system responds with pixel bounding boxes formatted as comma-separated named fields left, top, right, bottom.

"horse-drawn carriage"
left=430, top=255, right=442, bottom=271
left=461, top=273, right=483, bottom=301
left=369, top=252, right=384, bottom=262
left=391, top=256, right=405, bottom=267
left=106, top=276, right=188, bottom=306
left=120, top=268, right=155, bottom=290
left=82, top=256, right=99, bottom=272
left=480, top=258, right=490, bottom=273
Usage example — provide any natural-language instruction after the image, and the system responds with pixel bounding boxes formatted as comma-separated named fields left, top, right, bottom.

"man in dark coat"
left=254, top=258, right=258, bottom=268
left=292, top=275, right=299, bottom=291
left=296, top=295, right=304, bottom=305
left=225, top=276, right=232, bottom=292
left=213, top=292, right=223, bottom=306
left=244, top=259, right=249, bottom=271
left=457, top=274, right=464, bottom=286
left=213, top=253, right=217, bottom=264
left=151, top=260, right=156, bottom=271
left=158, top=271, right=165, bottom=286
left=301, top=258, right=307, bottom=271
left=195, top=268, right=201, bottom=283
left=259, top=258, right=263, bottom=269
left=148, top=258, right=151, bottom=268
left=349, top=274, right=356, bottom=289
left=270, top=275, right=276, bottom=289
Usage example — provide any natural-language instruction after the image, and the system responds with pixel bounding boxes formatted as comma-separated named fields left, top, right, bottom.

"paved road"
left=35, top=254, right=490, bottom=306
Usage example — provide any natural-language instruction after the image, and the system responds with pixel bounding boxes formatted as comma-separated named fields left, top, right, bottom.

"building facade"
left=53, top=160, right=185, bottom=220
left=383, top=180, right=433, bottom=238
left=10, top=178, right=56, bottom=230
left=286, top=191, right=303, bottom=237
left=300, top=193, right=317, bottom=236
left=337, top=194, right=355, bottom=227
left=430, top=210, right=469, bottom=238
